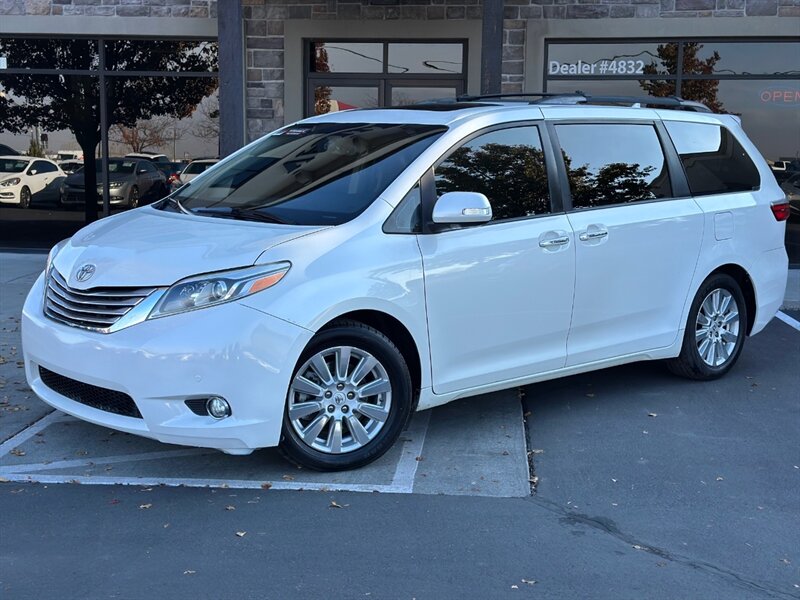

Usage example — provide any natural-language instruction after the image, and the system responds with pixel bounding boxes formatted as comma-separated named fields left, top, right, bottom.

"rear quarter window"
left=664, top=121, right=760, bottom=197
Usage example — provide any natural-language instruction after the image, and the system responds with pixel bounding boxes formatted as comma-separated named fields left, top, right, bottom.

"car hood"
left=53, top=207, right=327, bottom=289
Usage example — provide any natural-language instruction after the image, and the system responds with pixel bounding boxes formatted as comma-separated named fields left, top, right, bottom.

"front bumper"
left=22, top=273, right=313, bottom=452
left=0, top=187, right=21, bottom=203
left=61, top=188, right=128, bottom=205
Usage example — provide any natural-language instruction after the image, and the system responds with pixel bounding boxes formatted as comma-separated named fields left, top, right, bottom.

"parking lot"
left=1, top=253, right=799, bottom=598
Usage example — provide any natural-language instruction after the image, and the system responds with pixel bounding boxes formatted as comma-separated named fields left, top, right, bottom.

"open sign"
left=760, top=89, right=800, bottom=105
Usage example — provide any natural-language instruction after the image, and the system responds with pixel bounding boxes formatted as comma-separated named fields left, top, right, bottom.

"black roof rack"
left=456, top=91, right=712, bottom=113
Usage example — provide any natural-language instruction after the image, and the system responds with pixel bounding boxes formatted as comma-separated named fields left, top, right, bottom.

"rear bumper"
left=22, top=273, right=313, bottom=452
left=751, top=247, right=789, bottom=335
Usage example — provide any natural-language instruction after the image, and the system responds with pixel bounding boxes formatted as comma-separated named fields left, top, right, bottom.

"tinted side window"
left=434, top=126, right=551, bottom=221
left=557, top=124, right=672, bottom=209
left=664, top=122, right=760, bottom=196
left=34, top=161, right=57, bottom=174
left=141, top=161, right=157, bottom=173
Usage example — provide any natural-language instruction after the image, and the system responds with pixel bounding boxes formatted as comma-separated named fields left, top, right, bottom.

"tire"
left=20, top=186, right=31, bottom=209
left=666, top=273, right=747, bottom=380
left=128, top=186, right=139, bottom=209
left=279, top=320, right=413, bottom=471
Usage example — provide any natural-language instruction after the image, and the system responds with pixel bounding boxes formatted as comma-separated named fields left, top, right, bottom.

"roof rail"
left=457, top=91, right=712, bottom=113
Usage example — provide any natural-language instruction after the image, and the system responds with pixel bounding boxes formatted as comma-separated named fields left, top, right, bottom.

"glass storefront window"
left=547, top=42, right=677, bottom=78
left=390, top=86, right=458, bottom=106
left=313, top=85, right=380, bottom=115
left=312, top=42, right=384, bottom=73
left=387, top=43, right=464, bottom=75
left=691, top=42, right=800, bottom=76
left=0, top=36, right=218, bottom=250
left=307, top=39, right=467, bottom=116
left=107, top=39, right=218, bottom=73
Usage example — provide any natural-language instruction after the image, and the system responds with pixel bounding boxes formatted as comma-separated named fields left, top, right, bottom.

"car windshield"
left=0, top=159, right=30, bottom=173
left=88, top=160, right=137, bottom=174
left=169, top=122, right=446, bottom=226
left=184, top=161, right=215, bottom=175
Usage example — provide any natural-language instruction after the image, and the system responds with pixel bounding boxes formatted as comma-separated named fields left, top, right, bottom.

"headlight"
left=148, top=262, right=291, bottom=319
left=109, top=181, right=124, bottom=189
left=0, top=177, right=21, bottom=187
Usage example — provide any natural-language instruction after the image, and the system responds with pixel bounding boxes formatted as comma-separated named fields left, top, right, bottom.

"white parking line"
left=0, top=472, right=409, bottom=494
left=0, top=447, right=213, bottom=475
left=390, top=410, right=431, bottom=492
left=0, top=409, right=433, bottom=495
left=0, top=411, right=66, bottom=458
left=776, top=310, right=800, bottom=332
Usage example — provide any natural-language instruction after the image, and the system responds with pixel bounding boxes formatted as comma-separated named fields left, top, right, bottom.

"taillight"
left=770, top=198, right=790, bottom=221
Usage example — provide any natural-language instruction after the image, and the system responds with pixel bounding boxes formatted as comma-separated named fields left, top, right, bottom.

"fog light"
left=206, top=396, right=231, bottom=419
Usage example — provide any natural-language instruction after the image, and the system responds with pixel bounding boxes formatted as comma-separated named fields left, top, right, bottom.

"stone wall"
left=241, top=0, right=798, bottom=139
left=0, top=0, right=218, bottom=17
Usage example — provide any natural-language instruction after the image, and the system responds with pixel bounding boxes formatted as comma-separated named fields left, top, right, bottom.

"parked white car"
left=178, top=158, right=219, bottom=185
left=22, top=95, right=790, bottom=471
left=0, top=156, right=66, bottom=208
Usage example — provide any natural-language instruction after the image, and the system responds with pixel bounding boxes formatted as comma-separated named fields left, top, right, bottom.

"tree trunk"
left=76, top=136, right=99, bottom=224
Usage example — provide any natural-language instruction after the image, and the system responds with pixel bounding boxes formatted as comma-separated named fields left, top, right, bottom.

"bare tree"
left=193, top=96, right=219, bottom=141
left=110, top=116, right=171, bottom=153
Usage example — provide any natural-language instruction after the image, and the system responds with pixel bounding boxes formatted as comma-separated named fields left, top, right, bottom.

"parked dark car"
left=0, top=143, right=20, bottom=156
left=154, top=161, right=185, bottom=192
left=60, top=157, right=167, bottom=208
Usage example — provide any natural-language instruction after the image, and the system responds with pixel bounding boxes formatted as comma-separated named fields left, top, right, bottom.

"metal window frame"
left=303, top=38, right=468, bottom=117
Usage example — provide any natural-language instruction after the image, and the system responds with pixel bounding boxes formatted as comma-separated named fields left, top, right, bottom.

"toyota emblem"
left=75, top=264, right=96, bottom=283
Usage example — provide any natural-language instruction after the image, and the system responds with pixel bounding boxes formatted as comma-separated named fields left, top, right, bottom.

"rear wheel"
left=279, top=320, right=413, bottom=471
left=667, top=273, right=747, bottom=380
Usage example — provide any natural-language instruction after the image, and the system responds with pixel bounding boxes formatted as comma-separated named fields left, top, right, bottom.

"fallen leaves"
left=521, top=579, right=537, bottom=585
left=329, top=501, right=349, bottom=509
left=648, top=412, right=658, bottom=418
left=235, top=531, right=246, bottom=538
left=10, top=448, right=25, bottom=457
left=139, top=503, right=152, bottom=510
left=281, top=475, right=295, bottom=481
left=183, top=570, right=196, bottom=575
left=260, top=482, right=272, bottom=490
left=225, top=505, right=236, bottom=511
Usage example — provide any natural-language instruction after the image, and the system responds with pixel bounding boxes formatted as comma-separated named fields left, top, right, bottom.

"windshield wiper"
left=190, top=206, right=296, bottom=225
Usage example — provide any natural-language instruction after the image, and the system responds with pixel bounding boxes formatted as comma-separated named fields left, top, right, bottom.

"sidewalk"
left=784, top=267, right=800, bottom=310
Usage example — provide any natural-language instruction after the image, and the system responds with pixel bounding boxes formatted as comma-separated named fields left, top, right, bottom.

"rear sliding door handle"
left=539, top=236, right=570, bottom=248
left=579, top=230, right=608, bottom=242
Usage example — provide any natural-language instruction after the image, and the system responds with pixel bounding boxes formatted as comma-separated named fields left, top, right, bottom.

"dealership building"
left=0, top=1, right=798, bottom=257
left=2, top=1, right=798, bottom=152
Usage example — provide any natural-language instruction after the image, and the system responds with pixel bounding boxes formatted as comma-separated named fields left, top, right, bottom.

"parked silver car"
left=60, top=158, right=167, bottom=208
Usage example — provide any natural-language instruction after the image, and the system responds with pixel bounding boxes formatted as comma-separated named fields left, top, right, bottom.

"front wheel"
left=279, top=320, right=413, bottom=471
left=20, top=186, right=31, bottom=208
left=127, top=185, right=140, bottom=209
left=667, top=273, right=747, bottom=380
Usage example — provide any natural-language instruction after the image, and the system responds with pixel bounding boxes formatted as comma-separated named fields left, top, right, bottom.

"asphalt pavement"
left=0, top=253, right=798, bottom=599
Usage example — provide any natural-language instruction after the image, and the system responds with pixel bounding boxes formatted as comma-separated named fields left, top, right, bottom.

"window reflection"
left=556, top=124, right=672, bottom=208
left=435, top=127, right=551, bottom=220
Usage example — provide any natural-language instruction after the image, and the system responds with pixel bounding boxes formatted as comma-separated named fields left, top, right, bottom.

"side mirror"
left=432, top=191, right=492, bottom=225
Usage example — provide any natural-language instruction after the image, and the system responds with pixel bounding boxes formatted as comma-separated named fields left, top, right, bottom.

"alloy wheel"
left=287, top=346, right=392, bottom=454
left=695, top=288, right=740, bottom=367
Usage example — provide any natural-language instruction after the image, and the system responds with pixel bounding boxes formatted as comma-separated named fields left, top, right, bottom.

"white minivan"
left=22, top=94, right=790, bottom=471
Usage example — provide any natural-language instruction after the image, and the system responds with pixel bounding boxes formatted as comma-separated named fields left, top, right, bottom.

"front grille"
left=39, top=366, right=142, bottom=419
left=44, top=269, right=157, bottom=332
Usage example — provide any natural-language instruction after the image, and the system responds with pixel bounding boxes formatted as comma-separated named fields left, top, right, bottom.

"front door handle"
left=579, top=229, right=608, bottom=242
left=539, top=235, right=570, bottom=248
